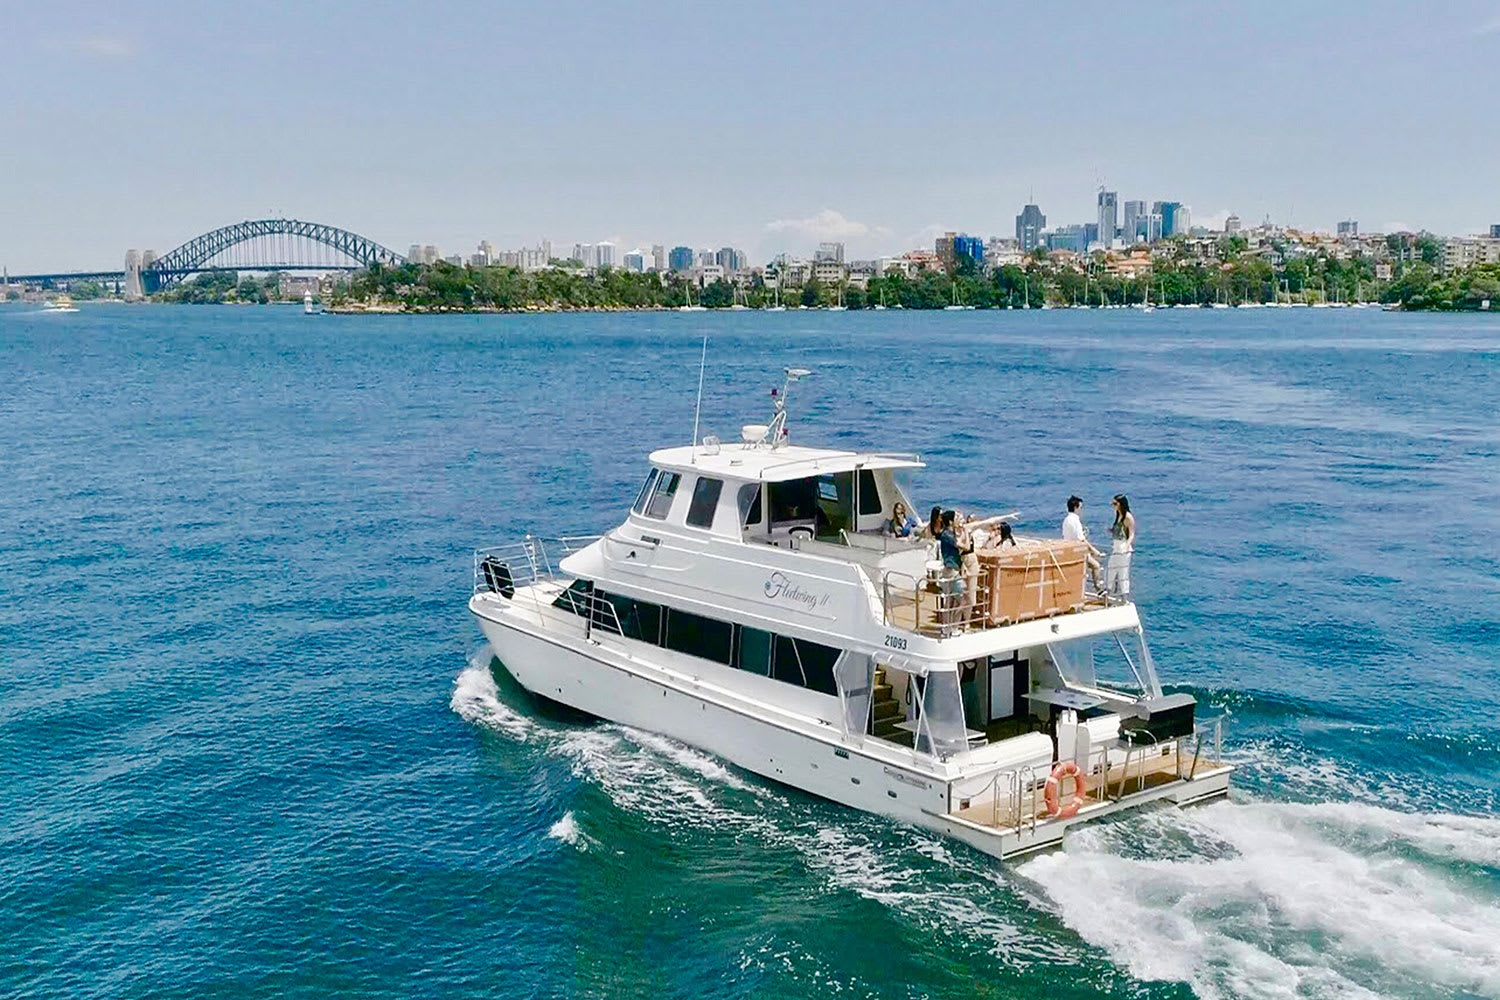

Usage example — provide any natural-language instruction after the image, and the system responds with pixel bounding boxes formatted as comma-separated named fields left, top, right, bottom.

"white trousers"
left=1107, top=549, right=1132, bottom=597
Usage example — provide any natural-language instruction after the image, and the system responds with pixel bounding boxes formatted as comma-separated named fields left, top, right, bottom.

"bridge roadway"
left=4, top=264, right=364, bottom=286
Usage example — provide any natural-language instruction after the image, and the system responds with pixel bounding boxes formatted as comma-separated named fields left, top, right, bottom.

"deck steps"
left=869, top=668, right=904, bottom=738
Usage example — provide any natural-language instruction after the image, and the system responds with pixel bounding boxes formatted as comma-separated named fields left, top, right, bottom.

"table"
left=1025, top=688, right=1105, bottom=712
left=893, top=720, right=987, bottom=746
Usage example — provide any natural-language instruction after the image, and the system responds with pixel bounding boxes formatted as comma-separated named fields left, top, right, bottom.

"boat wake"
left=452, top=649, right=1499, bottom=994
left=1018, top=799, right=1500, bottom=999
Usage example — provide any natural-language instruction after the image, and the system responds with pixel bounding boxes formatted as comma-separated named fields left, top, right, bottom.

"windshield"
left=1047, top=630, right=1162, bottom=698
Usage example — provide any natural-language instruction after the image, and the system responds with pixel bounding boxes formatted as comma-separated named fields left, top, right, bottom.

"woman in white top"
left=1106, top=494, right=1137, bottom=599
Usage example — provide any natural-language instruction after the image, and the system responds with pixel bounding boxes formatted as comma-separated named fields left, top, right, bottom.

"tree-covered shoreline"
left=136, top=247, right=1500, bottom=313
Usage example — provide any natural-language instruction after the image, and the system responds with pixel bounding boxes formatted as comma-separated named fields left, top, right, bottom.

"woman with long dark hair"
left=1107, top=494, right=1137, bottom=599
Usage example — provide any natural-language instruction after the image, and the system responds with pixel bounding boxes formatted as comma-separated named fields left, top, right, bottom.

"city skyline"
left=3, top=1, right=1499, bottom=271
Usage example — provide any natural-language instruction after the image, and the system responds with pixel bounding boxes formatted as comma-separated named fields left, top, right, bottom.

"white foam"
left=448, top=649, right=539, bottom=742
left=546, top=811, right=596, bottom=852
left=1019, top=800, right=1500, bottom=999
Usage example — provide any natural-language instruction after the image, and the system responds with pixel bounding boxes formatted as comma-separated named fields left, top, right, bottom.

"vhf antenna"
left=690, top=335, right=708, bottom=462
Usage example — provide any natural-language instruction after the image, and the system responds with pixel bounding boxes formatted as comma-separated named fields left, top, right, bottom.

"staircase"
left=870, top=666, right=903, bottom=740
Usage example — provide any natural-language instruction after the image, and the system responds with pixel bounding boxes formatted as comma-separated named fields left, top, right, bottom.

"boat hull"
left=470, top=593, right=1232, bottom=860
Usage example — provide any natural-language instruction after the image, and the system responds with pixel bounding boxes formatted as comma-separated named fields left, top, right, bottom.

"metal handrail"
left=879, top=565, right=992, bottom=637
left=472, top=534, right=600, bottom=594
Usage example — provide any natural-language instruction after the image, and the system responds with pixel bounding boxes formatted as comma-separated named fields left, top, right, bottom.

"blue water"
left=2, top=303, right=1497, bottom=1000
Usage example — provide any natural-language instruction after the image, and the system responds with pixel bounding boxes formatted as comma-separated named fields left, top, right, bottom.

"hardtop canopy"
left=647, top=443, right=923, bottom=485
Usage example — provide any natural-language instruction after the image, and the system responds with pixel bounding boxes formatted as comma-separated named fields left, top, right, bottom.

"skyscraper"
left=1224, top=215, right=1242, bottom=235
left=651, top=244, right=666, bottom=272
left=1015, top=203, right=1046, bottom=252
left=815, top=241, right=844, bottom=263
left=1154, top=201, right=1187, bottom=238
left=953, top=235, right=984, bottom=270
left=1491, top=224, right=1500, bottom=238
left=596, top=241, right=616, bottom=268
left=1337, top=220, right=1358, bottom=238
left=668, top=246, right=694, bottom=272
left=1097, top=190, right=1118, bottom=249
left=1122, top=201, right=1145, bottom=244
left=623, top=250, right=646, bottom=272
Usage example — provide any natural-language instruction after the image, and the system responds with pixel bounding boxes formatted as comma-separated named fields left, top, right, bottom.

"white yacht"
left=468, top=369, right=1231, bottom=860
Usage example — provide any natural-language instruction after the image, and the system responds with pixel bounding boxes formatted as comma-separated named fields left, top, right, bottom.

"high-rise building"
left=815, top=241, right=845, bottom=263
left=623, top=250, right=646, bottom=272
left=1097, top=190, right=1119, bottom=248
left=1015, top=203, right=1046, bottom=252
left=1140, top=213, right=1163, bottom=244
left=716, top=246, right=739, bottom=272
left=953, top=234, right=984, bottom=270
left=572, top=243, right=597, bottom=269
left=1122, top=201, right=1146, bottom=244
left=597, top=242, right=616, bottom=268
left=477, top=240, right=496, bottom=264
left=1224, top=215, right=1242, bottom=235
left=1154, top=202, right=1189, bottom=238
left=408, top=244, right=422, bottom=262
left=668, top=246, right=694, bottom=272
left=651, top=244, right=666, bottom=272
left=1491, top=224, right=1500, bottom=238
left=1045, top=225, right=1089, bottom=253
left=935, top=232, right=956, bottom=271
left=1337, top=220, right=1358, bottom=238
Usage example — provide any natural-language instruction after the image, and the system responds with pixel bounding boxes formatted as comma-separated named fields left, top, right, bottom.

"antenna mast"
left=690, top=335, right=708, bottom=462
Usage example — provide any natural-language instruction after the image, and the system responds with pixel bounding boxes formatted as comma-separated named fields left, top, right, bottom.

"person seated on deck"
left=884, top=501, right=918, bottom=538
left=996, top=521, right=1017, bottom=547
left=1062, top=495, right=1105, bottom=593
left=920, top=505, right=943, bottom=541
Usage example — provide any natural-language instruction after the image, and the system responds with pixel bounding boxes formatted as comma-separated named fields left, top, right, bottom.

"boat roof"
left=648, top=443, right=924, bottom=483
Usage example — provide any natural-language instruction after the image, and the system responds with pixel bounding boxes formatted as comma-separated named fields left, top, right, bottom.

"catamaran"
left=468, top=368, right=1231, bottom=859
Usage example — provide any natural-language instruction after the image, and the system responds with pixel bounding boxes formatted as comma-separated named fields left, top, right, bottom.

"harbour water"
left=2, top=303, right=1497, bottom=999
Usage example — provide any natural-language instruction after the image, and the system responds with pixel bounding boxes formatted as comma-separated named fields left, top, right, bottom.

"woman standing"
left=1107, top=494, right=1137, bottom=600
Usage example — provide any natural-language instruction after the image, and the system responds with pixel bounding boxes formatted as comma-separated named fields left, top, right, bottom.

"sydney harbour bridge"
left=4, top=218, right=408, bottom=295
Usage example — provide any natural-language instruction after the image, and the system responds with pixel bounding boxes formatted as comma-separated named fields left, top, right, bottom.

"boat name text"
left=763, top=571, right=831, bottom=611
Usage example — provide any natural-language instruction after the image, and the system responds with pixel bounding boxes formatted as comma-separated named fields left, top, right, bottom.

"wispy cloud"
left=1477, top=10, right=1500, bottom=34
left=764, top=208, right=889, bottom=243
left=48, top=35, right=138, bottom=59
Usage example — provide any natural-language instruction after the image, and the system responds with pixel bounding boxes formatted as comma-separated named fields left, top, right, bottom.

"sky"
left=3, top=0, right=1498, bottom=272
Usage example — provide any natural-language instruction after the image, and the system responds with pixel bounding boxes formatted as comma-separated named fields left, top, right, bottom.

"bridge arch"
left=142, top=218, right=407, bottom=291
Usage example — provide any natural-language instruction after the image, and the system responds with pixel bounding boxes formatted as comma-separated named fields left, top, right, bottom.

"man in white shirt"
left=1062, top=495, right=1105, bottom=593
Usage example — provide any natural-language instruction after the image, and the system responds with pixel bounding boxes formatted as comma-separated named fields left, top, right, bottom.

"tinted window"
left=663, top=608, right=732, bottom=664
left=738, top=484, right=762, bottom=527
left=553, top=578, right=594, bottom=616
left=772, top=635, right=840, bottom=696
left=631, top=469, right=659, bottom=514
left=858, top=469, right=882, bottom=515
left=735, top=626, right=774, bottom=676
left=644, top=472, right=680, bottom=519
left=599, top=591, right=661, bottom=643
left=685, top=476, right=723, bottom=528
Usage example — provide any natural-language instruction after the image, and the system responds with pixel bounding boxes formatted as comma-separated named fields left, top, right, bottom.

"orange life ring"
left=1044, top=760, right=1088, bottom=819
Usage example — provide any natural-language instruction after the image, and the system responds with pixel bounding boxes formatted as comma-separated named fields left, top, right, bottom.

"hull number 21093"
left=883, top=634, right=908, bottom=650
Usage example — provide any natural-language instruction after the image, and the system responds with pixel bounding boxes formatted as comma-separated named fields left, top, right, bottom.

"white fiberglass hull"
left=470, top=591, right=1232, bottom=860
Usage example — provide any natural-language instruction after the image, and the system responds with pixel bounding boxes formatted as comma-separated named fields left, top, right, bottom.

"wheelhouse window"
left=643, top=471, right=681, bottom=520
left=685, top=476, right=723, bottom=529
left=631, top=469, right=660, bottom=515
left=858, top=469, right=882, bottom=516
left=738, top=484, right=763, bottom=529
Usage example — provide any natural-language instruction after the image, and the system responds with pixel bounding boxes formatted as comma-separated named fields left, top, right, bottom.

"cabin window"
left=685, top=476, right=723, bottom=528
left=552, top=578, right=595, bottom=615
left=600, top=591, right=662, bottom=644
left=663, top=608, right=733, bottom=665
left=565, top=584, right=844, bottom=699
left=737, top=484, right=762, bottom=528
left=643, top=471, right=681, bottom=520
left=631, top=469, right=660, bottom=515
left=772, top=635, right=841, bottom=696
left=734, top=625, right=774, bottom=676
left=858, top=469, right=882, bottom=516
